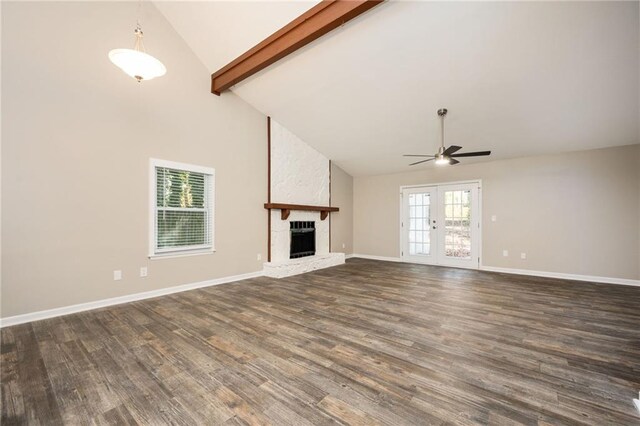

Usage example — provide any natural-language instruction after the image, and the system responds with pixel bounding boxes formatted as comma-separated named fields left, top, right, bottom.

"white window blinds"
left=151, top=160, right=214, bottom=256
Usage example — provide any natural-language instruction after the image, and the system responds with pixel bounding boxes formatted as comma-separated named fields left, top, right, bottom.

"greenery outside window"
left=149, top=159, right=214, bottom=258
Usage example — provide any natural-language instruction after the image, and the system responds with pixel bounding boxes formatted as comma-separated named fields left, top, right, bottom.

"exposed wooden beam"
left=211, top=0, right=384, bottom=95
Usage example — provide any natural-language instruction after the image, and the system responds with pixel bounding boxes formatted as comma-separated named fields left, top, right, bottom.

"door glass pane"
left=445, top=204, right=453, bottom=218
left=408, top=192, right=431, bottom=255
left=453, top=204, right=462, bottom=218
left=444, top=190, right=472, bottom=259
left=445, top=191, right=453, bottom=204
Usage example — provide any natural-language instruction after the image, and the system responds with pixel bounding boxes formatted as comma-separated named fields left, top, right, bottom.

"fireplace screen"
left=290, top=221, right=316, bottom=259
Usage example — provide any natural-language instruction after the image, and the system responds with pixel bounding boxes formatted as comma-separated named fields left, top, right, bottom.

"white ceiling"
left=155, top=1, right=317, bottom=73
left=158, top=1, right=639, bottom=176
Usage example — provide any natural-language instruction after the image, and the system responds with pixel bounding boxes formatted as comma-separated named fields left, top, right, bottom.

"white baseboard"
left=0, top=270, right=264, bottom=328
left=349, top=253, right=402, bottom=262
left=349, top=254, right=639, bottom=287
left=479, top=266, right=639, bottom=287
left=4, top=260, right=637, bottom=328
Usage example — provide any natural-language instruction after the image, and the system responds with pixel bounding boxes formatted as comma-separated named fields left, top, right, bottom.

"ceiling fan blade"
left=409, top=158, right=435, bottom=166
left=450, top=151, right=491, bottom=158
left=443, top=145, right=462, bottom=156
left=403, top=154, right=434, bottom=157
left=449, top=159, right=460, bottom=165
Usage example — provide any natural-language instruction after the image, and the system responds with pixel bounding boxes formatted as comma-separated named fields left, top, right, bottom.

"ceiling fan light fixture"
left=435, top=146, right=449, bottom=165
left=109, top=24, right=166, bottom=82
left=435, top=156, right=450, bottom=165
left=403, top=108, right=491, bottom=167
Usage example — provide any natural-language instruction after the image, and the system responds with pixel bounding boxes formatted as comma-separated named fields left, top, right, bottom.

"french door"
left=401, top=182, right=480, bottom=269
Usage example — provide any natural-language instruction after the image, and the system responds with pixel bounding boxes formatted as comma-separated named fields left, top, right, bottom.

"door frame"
left=399, top=185, right=439, bottom=265
left=399, top=179, right=482, bottom=269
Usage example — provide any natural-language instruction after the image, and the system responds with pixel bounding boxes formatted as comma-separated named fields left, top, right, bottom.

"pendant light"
left=109, top=5, right=166, bottom=82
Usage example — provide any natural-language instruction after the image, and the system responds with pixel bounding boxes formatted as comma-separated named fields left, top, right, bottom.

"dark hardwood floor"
left=2, top=258, right=640, bottom=425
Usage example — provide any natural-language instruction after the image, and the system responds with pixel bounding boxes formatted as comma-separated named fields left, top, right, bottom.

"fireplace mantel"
left=264, top=203, right=339, bottom=220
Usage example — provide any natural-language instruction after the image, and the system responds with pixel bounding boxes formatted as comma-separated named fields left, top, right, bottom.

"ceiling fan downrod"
left=436, top=108, right=448, bottom=161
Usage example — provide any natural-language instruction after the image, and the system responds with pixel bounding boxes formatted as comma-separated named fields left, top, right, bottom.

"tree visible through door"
left=401, top=182, right=480, bottom=269
left=443, top=189, right=472, bottom=259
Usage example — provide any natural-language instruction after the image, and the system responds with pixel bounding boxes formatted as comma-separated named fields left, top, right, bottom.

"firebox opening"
left=290, top=221, right=316, bottom=259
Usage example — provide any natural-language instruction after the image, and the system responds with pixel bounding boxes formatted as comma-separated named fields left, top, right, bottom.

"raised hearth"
left=263, top=253, right=345, bottom=278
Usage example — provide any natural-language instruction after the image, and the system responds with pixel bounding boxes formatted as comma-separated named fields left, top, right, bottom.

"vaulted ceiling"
left=157, top=1, right=639, bottom=176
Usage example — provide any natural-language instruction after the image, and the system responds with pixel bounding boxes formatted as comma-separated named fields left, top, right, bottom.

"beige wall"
left=330, top=163, right=353, bottom=254
left=354, top=145, right=640, bottom=280
left=2, top=3, right=637, bottom=320
left=1, top=2, right=267, bottom=317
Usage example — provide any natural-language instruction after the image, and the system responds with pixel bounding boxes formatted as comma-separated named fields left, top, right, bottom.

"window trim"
left=148, top=158, right=215, bottom=259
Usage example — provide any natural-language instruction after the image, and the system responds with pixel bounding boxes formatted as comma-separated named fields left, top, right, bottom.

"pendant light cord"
left=134, top=26, right=145, bottom=53
left=136, top=0, right=143, bottom=24
left=134, top=0, right=145, bottom=53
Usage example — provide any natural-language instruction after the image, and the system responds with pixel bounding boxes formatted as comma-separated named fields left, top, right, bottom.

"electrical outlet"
left=342, top=243, right=346, bottom=249
left=140, top=267, right=148, bottom=277
left=491, top=215, right=497, bottom=222
left=502, top=250, right=509, bottom=257
left=113, top=270, right=122, bottom=281
left=257, top=254, right=262, bottom=261
left=520, top=253, right=526, bottom=260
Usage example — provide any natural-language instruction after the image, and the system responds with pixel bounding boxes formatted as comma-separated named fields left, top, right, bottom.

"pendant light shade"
left=109, top=25, right=166, bottom=82
left=109, top=49, right=166, bottom=82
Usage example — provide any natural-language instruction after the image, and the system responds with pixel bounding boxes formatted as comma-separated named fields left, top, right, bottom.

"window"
left=443, top=189, right=471, bottom=259
left=149, top=159, right=214, bottom=258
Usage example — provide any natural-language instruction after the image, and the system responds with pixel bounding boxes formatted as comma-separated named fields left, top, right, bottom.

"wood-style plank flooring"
left=2, top=258, right=640, bottom=425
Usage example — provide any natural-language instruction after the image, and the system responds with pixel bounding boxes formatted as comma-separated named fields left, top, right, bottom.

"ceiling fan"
left=404, top=108, right=491, bottom=166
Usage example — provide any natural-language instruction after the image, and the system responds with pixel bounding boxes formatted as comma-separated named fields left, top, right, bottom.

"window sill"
left=149, top=249, right=216, bottom=260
